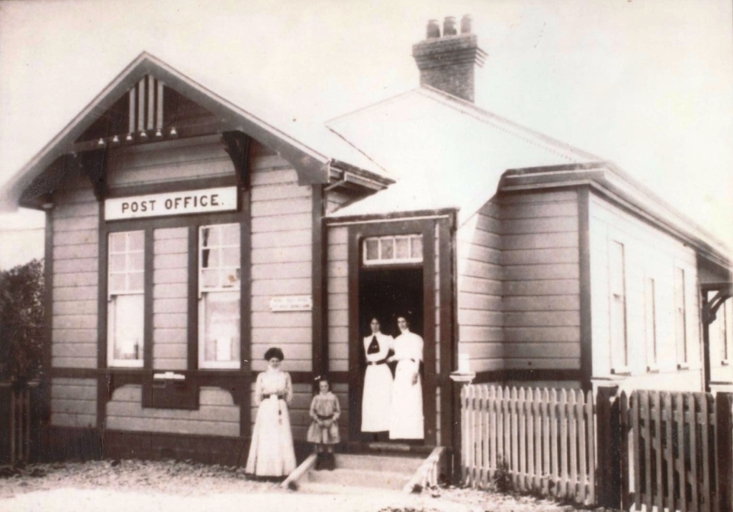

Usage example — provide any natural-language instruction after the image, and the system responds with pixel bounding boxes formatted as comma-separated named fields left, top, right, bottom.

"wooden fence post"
left=716, top=392, right=733, bottom=512
left=596, top=385, right=621, bottom=509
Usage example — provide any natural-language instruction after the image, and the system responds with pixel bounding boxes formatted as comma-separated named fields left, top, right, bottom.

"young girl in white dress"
left=307, top=377, right=341, bottom=470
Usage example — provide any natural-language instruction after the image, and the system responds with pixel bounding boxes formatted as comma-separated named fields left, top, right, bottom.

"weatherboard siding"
left=106, top=385, right=239, bottom=437
left=327, top=226, right=348, bottom=373
left=249, top=141, right=313, bottom=372
left=51, top=177, right=100, bottom=369
left=51, top=378, right=97, bottom=428
left=589, top=192, right=702, bottom=390
left=106, top=135, right=235, bottom=188
left=457, top=199, right=503, bottom=373
left=153, top=227, right=188, bottom=370
left=499, top=190, right=581, bottom=372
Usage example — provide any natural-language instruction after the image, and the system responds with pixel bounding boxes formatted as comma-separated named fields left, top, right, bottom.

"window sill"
left=646, top=364, right=659, bottom=374
left=722, top=360, right=730, bottom=367
left=610, top=367, right=631, bottom=376
left=677, top=362, right=690, bottom=371
left=199, top=363, right=241, bottom=370
left=108, top=360, right=144, bottom=369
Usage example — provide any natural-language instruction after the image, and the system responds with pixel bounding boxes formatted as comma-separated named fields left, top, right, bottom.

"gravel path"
left=0, top=460, right=595, bottom=512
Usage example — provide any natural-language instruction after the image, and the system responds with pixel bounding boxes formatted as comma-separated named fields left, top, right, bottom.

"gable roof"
left=0, top=52, right=385, bottom=210
left=325, top=86, right=603, bottom=224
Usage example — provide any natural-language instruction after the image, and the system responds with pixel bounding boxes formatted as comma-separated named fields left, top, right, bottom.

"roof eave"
left=0, top=52, right=335, bottom=211
left=500, top=163, right=731, bottom=269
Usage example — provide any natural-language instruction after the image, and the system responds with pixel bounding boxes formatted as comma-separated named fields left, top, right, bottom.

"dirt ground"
left=0, top=460, right=596, bottom=512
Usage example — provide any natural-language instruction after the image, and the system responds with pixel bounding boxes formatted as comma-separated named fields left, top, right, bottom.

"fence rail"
left=461, top=385, right=595, bottom=506
left=620, top=390, right=730, bottom=512
left=0, top=382, right=41, bottom=465
left=461, top=384, right=733, bottom=512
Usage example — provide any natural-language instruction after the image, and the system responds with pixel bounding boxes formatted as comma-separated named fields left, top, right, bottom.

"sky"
left=0, top=0, right=731, bottom=268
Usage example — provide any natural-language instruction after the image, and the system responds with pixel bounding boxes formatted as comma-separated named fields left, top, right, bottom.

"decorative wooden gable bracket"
left=72, top=149, right=109, bottom=202
left=702, top=282, right=733, bottom=325
left=221, top=131, right=251, bottom=189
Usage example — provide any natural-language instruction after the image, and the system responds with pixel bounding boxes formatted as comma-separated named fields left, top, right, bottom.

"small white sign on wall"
left=269, top=295, right=313, bottom=312
left=105, top=186, right=238, bottom=220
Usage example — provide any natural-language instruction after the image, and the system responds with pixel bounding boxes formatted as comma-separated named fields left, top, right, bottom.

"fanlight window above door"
left=363, top=234, right=423, bottom=266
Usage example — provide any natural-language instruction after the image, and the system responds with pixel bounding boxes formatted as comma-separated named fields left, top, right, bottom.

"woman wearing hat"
left=245, top=347, right=296, bottom=478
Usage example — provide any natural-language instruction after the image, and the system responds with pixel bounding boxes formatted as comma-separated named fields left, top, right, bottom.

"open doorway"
left=353, top=266, right=423, bottom=442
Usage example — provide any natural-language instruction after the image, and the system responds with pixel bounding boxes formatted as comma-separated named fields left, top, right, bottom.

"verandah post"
left=716, top=392, right=733, bottom=512
left=596, top=385, right=621, bottom=509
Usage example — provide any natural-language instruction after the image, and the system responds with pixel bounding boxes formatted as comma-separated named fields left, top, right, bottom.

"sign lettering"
left=105, top=187, right=237, bottom=220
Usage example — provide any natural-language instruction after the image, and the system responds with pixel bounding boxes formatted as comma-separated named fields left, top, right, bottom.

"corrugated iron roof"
left=326, top=86, right=602, bottom=224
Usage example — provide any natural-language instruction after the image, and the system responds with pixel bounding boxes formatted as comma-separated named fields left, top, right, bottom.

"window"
left=720, top=302, right=729, bottom=365
left=363, top=234, right=423, bottom=266
left=108, top=231, right=145, bottom=367
left=675, top=268, right=688, bottom=367
left=609, top=241, right=628, bottom=373
left=644, top=277, right=658, bottom=371
left=199, top=224, right=241, bottom=369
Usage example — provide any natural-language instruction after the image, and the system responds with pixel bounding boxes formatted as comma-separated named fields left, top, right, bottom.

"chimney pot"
left=443, top=16, right=457, bottom=36
left=412, top=14, right=487, bottom=103
left=426, top=19, right=440, bottom=39
left=461, top=14, right=472, bottom=34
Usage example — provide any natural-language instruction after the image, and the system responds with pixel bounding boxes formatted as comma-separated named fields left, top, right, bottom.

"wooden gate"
left=620, top=390, right=733, bottom=512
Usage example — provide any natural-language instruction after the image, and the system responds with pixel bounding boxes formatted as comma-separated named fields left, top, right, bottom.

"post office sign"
left=105, top=186, right=238, bottom=220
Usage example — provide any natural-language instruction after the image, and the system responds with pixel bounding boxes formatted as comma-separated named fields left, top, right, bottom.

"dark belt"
left=265, top=393, right=283, bottom=400
left=317, top=414, right=334, bottom=420
left=367, top=358, right=388, bottom=366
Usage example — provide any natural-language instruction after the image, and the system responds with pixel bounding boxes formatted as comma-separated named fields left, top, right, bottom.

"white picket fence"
left=461, top=385, right=596, bottom=506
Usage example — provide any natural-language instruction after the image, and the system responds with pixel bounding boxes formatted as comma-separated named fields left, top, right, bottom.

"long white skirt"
left=361, top=364, right=393, bottom=432
left=389, top=361, right=424, bottom=439
left=245, top=396, right=296, bottom=477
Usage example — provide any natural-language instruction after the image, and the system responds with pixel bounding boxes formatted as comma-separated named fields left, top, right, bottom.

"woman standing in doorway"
left=246, top=347, right=296, bottom=478
left=388, top=315, right=424, bottom=440
left=361, top=317, right=393, bottom=438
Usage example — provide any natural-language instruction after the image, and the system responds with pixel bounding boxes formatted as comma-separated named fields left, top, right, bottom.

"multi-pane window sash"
left=363, top=234, right=423, bottom=266
left=199, top=224, right=241, bottom=369
left=609, top=240, right=629, bottom=375
left=108, top=231, right=145, bottom=367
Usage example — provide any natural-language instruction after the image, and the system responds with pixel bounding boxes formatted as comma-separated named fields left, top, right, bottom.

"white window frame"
left=609, top=239, right=629, bottom=375
left=644, top=277, right=659, bottom=372
left=198, top=223, right=241, bottom=369
left=720, top=301, right=729, bottom=366
left=362, top=234, right=423, bottom=266
left=675, top=267, right=689, bottom=368
left=107, top=230, right=145, bottom=368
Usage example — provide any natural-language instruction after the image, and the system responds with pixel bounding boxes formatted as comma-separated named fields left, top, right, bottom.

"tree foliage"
left=0, top=259, right=45, bottom=384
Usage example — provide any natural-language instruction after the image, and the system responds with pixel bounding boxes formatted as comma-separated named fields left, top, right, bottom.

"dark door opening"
left=352, top=266, right=424, bottom=442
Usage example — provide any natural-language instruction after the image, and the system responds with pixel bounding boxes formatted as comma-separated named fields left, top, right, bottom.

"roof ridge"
left=417, top=85, right=601, bottom=163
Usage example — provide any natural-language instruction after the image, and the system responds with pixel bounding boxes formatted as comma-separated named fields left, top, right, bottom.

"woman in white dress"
left=388, top=316, right=424, bottom=440
left=361, top=317, right=393, bottom=435
left=245, top=347, right=296, bottom=478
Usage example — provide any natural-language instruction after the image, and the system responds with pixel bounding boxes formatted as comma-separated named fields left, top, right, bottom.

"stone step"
left=305, top=467, right=412, bottom=490
left=333, top=453, right=424, bottom=474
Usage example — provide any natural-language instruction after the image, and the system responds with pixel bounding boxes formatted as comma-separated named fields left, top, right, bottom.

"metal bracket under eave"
left=702, top=282, right=733, bottom=325
left=324, top=169, right=389, bottom=193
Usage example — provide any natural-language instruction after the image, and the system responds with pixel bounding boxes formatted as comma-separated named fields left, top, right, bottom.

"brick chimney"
left=412, top=15, right=487, bottom=103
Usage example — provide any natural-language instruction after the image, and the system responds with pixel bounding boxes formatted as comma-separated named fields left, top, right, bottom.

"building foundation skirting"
left=44, top=427, right=313, bottom=467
